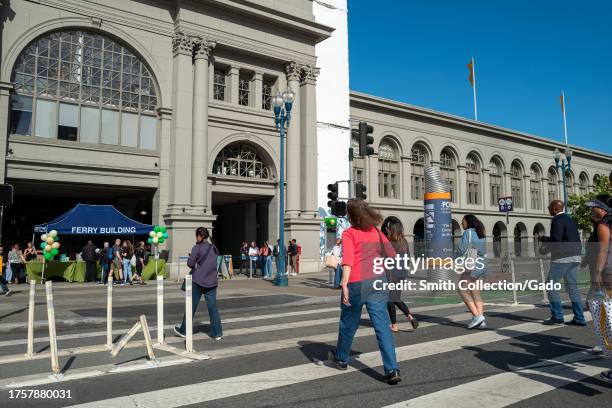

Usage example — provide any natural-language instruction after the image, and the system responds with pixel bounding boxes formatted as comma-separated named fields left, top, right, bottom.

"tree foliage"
left=568, top=175, right=612, bottom=233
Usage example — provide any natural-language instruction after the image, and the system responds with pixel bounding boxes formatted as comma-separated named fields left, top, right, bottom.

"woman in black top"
left=134, top=241, right=146, bottom=284
left=381, top=216, right=418, bottom=332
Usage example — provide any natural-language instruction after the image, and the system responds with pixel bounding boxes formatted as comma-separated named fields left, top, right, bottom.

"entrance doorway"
left=211, top=192, right=273, bottom=259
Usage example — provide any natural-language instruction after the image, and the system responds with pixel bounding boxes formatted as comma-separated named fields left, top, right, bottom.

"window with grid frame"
left=411, top=145, right=428, bottom=200
left=378, top=140, right=399, bottom=198
left=238, top=72, right=251, bottom=106
left=547, top=168, right=559, bottom=204
left=351, top=136, right=366, bottom=189
left=9, top=30, right=157, bottom=149
left=511, top=161, right=523, bottom=208
left=565, top=170, right=575, bottom=196
left=578, top=174, right=588, bottom=196
left=212, top=143, right=272, bottom=179
left=465, top=153, right=481, bottom=205
left=489, top=158, right=503, bottom=206
left=530, top=166, right=542, bottom=210
left=440, top=149, right=457, bottom=202
left=262, top=78, right=274, bottom=110
left=213, top=68, right=226, bottom=101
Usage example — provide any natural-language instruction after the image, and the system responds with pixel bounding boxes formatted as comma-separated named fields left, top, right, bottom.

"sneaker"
left=542, top=318, right=564, bottom=325
left=327, top=350, right=348, bottom=370
left=173, top=325, right=186, bottom=338
left=600, top=370, right=612, bottom=383
left=467, top=315, right=485, bottom=329
left=477, top=321, right=487, bottom=329
left=384, top=369, right=402, bottom=385
left=591, top=345, right=605, bottom=355
left=5, top=289, right=13, bottom=297
left=213, top=336, right=223, bottom=341
left=564, top=319, right=587, bottom=327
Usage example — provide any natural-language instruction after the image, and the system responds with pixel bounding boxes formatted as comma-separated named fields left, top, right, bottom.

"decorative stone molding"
left=91, top=17, right=102, bottom=28
left=286, top=61, right=301, bottom=82
left=300, top=65, right=320, bottom=85
left=194, top=38, right=216, bottom=60
left=172, top=31, right=194, bottom=56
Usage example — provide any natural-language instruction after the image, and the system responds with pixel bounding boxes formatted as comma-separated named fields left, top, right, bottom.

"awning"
left=34, top=203, right=153, bottom=235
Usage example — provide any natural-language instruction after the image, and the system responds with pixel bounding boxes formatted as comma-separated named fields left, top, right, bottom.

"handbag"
left=324, top=254, right=339, bottom=268
left=458, top=230, right=478, bottom=271
left=130, top=255, right=136, bottom=267
left=180, top=243, right=212, bottom=291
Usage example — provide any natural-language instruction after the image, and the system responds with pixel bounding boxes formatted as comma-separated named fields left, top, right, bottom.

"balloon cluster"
left=40, top=230, right=60, bottom=261
left=148, top=225, right=168, bottom=245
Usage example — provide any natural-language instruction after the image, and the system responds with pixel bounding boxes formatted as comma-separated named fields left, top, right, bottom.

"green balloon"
left=154, top=226, right=160, bottom=233
left=158, top=238, right=164, bottom=244
left=44, top=252, right=52, bottom=260
left=40, top=242, right=46, bottom=249
left=163, top=232, right=169, bottom=239
left=148, top=237, right=153, bottom=244
left=54, top=236, right=60, bottom=242
left=160, top=226, right=167, bottom=233
left=51, top=248, right=59, bottom=256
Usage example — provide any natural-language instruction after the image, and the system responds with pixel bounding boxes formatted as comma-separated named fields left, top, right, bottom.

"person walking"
left=584, top=196, right=612, bottom=382
left=539, top=200, right=586, bottom=326
left=175, top=227, right=223, bottom=340
left=0, top=245, right=12, bottom=296
left=288, top=239, right=298, bottom=276
left=110, top=239, right=123, bottom=285
left=328, top=199, right=401, bottom=385
left=455, top=214, right=488, bottom=329
left=248, top=241, right=258, bottom=278
left=273, top=239, right=286, bottom=276
left=239, top=242, right=249, bottom=276
left=134, top=241, right=147, bottom=284
left=330, top=238, right=343, bottom=289
left=8, top=244, right=25, bottom=284
left=98, top=242, right=111, bottom=284
left=81, top=240, right=98, bottom=282
left=381, top=216, right=418, bottom=332
left=121, top=240, right=134, bottom=285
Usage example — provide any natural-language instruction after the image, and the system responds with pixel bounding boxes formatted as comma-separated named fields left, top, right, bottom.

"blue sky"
left=347, top=0, right=612, bottom=154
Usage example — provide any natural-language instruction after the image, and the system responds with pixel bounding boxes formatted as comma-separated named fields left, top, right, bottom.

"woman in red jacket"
left=328, top=199, right=401, bottom=384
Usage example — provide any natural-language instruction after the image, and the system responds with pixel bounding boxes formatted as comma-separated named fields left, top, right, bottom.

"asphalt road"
left=0, top=270, right=609, bottom=407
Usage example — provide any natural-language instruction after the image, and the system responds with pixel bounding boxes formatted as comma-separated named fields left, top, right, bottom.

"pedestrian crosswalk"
left=0, top=300, right=608, bottom=408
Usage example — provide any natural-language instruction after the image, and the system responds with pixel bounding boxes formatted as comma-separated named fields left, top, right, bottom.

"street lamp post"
left=553, top=147, right=572, bottom=210
left=272, top=88, right=295, bottom=287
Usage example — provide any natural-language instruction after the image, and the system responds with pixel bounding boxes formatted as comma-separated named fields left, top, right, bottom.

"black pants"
left=239, top=259, right=248, bottom=274
left=0, top=275, right=8, bottom=292
left=387, top=272, right=410, bottom=324
left=12, top=263, right=25, bottom=283
left=85, top=261, right=97, bottom=282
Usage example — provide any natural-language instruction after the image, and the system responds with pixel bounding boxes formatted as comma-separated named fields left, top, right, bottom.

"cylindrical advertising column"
left=424, top=167, right=453, bottom=282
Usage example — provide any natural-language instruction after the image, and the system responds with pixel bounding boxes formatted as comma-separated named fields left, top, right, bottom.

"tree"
left=568, top=175, right=612, bottom=234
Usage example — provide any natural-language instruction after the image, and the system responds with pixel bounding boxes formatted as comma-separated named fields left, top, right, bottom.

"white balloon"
left=156, top=232, right=163, bottom=238
left=49, top=230, right=58, bottom=238
left=45, top=245, right=52, bottom=252
left=149, top=231, right=156, bottom=238
left=52, top=242, right=60, bottom=249
left=152, top=236, right=159, bottom=244
left=46, top=237, right=55, bottom=245
left=41, top=234, right=48, bottom=241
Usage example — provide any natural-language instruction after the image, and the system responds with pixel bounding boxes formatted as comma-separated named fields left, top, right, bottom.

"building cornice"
left=349, top=91, right=612, bottom=163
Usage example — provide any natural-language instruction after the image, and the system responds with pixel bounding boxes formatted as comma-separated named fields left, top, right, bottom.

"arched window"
left=9, top=30, right=158, bottom=149
left=213, top=143, right=272, bottom=179
left=489, top=157, right=503, bottom=206
left=547, top=167, right=558, bottom=204
left=440, top=148, right=457, bottom=202
left=378, top=139, right=399, bottom=198
left=465, top=153, right=481, bottom=205
left=579, top=172, right=588, bottom=195
left=529, top=164, right=542, bottom=210
left=564, top=169, right=574, bottom=196
left=351, top=135, right=366, bottom=187
left=511, top=160, right=524, bottom=208
left=411, top=143, right=428, bottom=200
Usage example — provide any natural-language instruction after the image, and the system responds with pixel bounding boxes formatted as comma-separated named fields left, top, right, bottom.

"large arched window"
left=565, top=170, right=575, bottom=196
left=351, top=135, right=366, bottom=187
left=440, top=148, right=457, bottom=202
left=529, top=164, right=542, bottom=210
left=547, top=167, right=559, bottom=204
left=212, top=143, right=272, bottom=179
left=9, top=30, right=158, bottom=149
left=465, top=152, right=481, bottom=205
left=489, top=156, right=503, bottom=206
left=511, top=160, right=524, bottom=208
left=378, top=138, right=399, bottom=198
left=411, top=143, right=428, bottom=200
left=579, top=172, right=589, bottom=195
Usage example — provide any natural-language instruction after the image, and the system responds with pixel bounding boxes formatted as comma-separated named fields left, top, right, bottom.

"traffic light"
left=331, top=201, right=347, bottom=217
left=355, top=182, right=367, bottom=200
left=327, top=182, right=347, bottom=217
left=358, top=121, right=374, bottom=156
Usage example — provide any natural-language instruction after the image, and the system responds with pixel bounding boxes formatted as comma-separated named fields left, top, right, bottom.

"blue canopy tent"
left=34, top=203, right=153, bottom=235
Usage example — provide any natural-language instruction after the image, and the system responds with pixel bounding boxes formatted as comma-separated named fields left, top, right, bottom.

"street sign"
left=498, top=196, right=513, bottom=213
left=0, top=184, right=13, bottom=206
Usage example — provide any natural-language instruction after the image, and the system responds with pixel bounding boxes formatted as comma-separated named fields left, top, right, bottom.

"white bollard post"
left=539, top=258, right=548, bottom=303
left=45, top=281, right=60, bottom=376
left=510, top=258, right=518, bottom=305
left=106, top=277, right=113, bottom=348
left=140, top=315, right=156, bottom=361
left=26, top=280, right=36, bottom=358
left=185, top=275, right=193, bottom=352
left=156, top=275, right=164, bottom=344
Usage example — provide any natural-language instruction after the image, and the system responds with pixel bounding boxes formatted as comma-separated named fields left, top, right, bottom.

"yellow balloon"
left=149, top=231, right=156, bottom=238
left=49, top=230, right=58, bottom=238
left=46, top=237, right=55, bottom=245
left=45, top=245, right=52, bottom=252
left=152, top=236, right=159, bottom=244
left=41, top=234, right=48, bottom=241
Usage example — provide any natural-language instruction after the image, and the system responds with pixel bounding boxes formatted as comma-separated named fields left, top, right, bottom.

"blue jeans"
left=101, top=263, right=110, bottom=283
left=0, top=275, right=8, bottom=293
left=122, top=259, right=132, bottom=283
left=264, top=256, right=273, bottom=278
left=178, top=284, right=223, bottom=338
left=547, top=262, right=585, bottom=323
left=335, top=280, right=399, bottom=375
left=249, top=256, right=258, bottom=277
left=333, top=265, right=342, bottom=288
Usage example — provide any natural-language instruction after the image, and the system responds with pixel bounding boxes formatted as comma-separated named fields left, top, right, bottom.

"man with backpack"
left=99, top=242, right=112, bottom=285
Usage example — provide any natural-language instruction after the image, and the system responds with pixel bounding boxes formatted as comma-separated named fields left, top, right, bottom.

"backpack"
left=106, top=246, right=114, bottom=260
left=273, top=245, right=279, bottom=257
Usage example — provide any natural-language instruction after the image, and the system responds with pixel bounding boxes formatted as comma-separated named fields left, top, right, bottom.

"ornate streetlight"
left=553, top=146, right=572, bottom=210
left=272, top=88, right=295, bottom=286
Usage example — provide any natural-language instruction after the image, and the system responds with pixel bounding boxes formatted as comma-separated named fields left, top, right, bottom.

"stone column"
left=457, top=165, right=467, bottom=207
left=285, top=62, right=301, bottom=216
left=0, top=82, right=12, bottom=183
left=367, top=155, right=378, bottom=201
left=401, top=157, right=411, bottom=204
left=299, top=65, right=320, bottom=215
left=482, top=168, right=490, bottom=210
left=253, top=71, right=263, bottom=109
left=229, top=66, right=239, bottom=104
left=523, top=175, right=530, bottom=212
left=541, top=176, right=549, bottom=213
left=191, top=38, right=215, bottom=214
left=503, top=171, right=512, bottom=197
left=155, top=107, right=173, bottom=225
left=167, top=31, right=194, bottom=214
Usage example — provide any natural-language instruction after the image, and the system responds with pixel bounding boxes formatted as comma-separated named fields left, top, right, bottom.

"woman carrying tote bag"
left=175, top=227, right=223, bottom=340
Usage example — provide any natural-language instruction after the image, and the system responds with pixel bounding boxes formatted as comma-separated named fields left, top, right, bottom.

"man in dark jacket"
left=81, top=240, right=98, bottom=283
left=539, top=200, right=585, bottom=326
